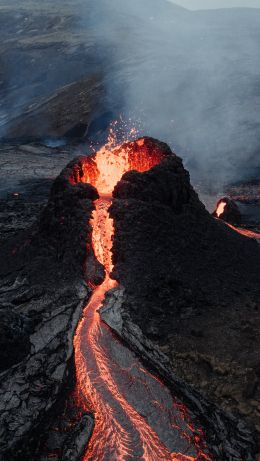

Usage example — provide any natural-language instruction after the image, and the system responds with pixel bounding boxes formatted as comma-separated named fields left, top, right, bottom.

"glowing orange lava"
left=216, top=201, right=226, bottom=218
left=69, top=136, right=167, bottom=195
left=226, top=223, right=260, bottom=240
left=73, top=137, right=211, bottom=460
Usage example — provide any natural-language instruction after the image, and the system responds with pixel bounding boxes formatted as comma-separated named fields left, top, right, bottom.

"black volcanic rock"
left=109, top=138, right=260, bottom=453
left=0, top=309, right=32, bottom=372
left=111, top=149, right=259, bottom=337
left=0, top=156, right=103, bottom=460
left=33, top=155, right=104, bottom=285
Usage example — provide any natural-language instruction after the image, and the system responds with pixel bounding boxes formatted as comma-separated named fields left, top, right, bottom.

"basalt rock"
left=0, top=309, right=32, bottom=372
left=110, top=138, right=260, bottom=454
left=0, top=156, right=102, bottom=460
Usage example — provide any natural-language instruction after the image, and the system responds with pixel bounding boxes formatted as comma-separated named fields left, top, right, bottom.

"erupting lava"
left=68, top=137, right=167, bottom=195
left=73, top=138, right=211, bottom=460
left=216, top=201, right=226, bottom=218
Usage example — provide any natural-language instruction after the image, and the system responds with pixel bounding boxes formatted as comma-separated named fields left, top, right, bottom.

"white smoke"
left=80, top=0, right=260, bottom=189
left=1, top=0, right=260, bottom=191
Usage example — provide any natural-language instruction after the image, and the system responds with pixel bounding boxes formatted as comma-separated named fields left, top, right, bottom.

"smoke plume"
left=80, top=0, right=260, bottom=189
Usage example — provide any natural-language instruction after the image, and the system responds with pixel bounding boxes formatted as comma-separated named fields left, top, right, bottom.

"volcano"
left=213, top=197, right=241, bottom=225
left=0, top=137, right=259, bottom=461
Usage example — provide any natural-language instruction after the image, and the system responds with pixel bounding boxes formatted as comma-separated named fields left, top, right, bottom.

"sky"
left=171, top=0, right=260, bottom=9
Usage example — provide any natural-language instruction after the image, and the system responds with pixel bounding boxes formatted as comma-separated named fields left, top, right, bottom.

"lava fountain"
left=73, top=137, right=211, bottom=460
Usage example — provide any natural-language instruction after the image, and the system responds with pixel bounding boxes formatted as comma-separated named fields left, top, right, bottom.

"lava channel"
left=215, top=200, right=260, bottom=240
left=73, top=139, right=211, bottom=460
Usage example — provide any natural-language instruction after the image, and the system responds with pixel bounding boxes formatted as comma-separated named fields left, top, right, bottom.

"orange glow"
left=72, top=136, right=211, bottom=460
left=93, top=146, right=129, bottom=195
left=226, top=223, right=260, bottom=240
left=91, top=196, right=114, bottom=274
left=69, top=135, right=167, bottom=195
left=216, top=201, right=226, bottom=218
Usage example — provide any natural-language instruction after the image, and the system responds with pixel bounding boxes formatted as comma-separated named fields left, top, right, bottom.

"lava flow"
left=215, top=199, right=260, bottom=240
left=73, top=138, right=211, bottom=460
left=226, top=223, right=260, bottom=240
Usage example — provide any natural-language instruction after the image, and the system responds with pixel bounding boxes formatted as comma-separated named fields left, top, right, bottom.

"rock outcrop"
left=0, top=156, right=102, bottom=460
left=213, top=196, right=242, bottom=225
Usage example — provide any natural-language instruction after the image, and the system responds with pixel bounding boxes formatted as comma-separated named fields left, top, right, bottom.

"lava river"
left=73, top=192, right=211, bottom=461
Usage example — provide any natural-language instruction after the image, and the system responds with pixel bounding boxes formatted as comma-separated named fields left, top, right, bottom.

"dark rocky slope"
left=107, top=138, right=260, bottom=457
left=0, top=157, right=103, bottom=460
left=1, top=76, right=104, bottom=142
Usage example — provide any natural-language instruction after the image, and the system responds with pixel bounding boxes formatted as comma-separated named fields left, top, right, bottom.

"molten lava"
left=73, top=138, right=211, bottom=460
left=69, top=137, right=168, bottom=195
left=216, top=201, right=226, bottom=218
left=226, top=223, right=260, bottom=240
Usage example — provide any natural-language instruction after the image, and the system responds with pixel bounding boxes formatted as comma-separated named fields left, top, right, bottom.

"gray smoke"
left=80, top=0, right=260, bottom=189
left=1, top=0, right=260, bottom=191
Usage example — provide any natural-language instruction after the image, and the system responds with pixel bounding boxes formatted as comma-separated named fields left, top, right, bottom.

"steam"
left=80, top=0, right=260, bottom=189
left=1, top=0, right=260, bottom=192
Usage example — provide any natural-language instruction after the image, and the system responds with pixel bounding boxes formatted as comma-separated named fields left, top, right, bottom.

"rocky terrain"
left=0, top=153, right=105, bottom=460
left=0, top=0, right=259, bottom=458
left=0, top=136, right=259, bottom=460
left=101, top=138, right=260, bottom=458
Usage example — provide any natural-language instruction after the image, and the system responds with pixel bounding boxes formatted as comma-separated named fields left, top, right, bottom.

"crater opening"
left=68, top=137, right=169, bottom=196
